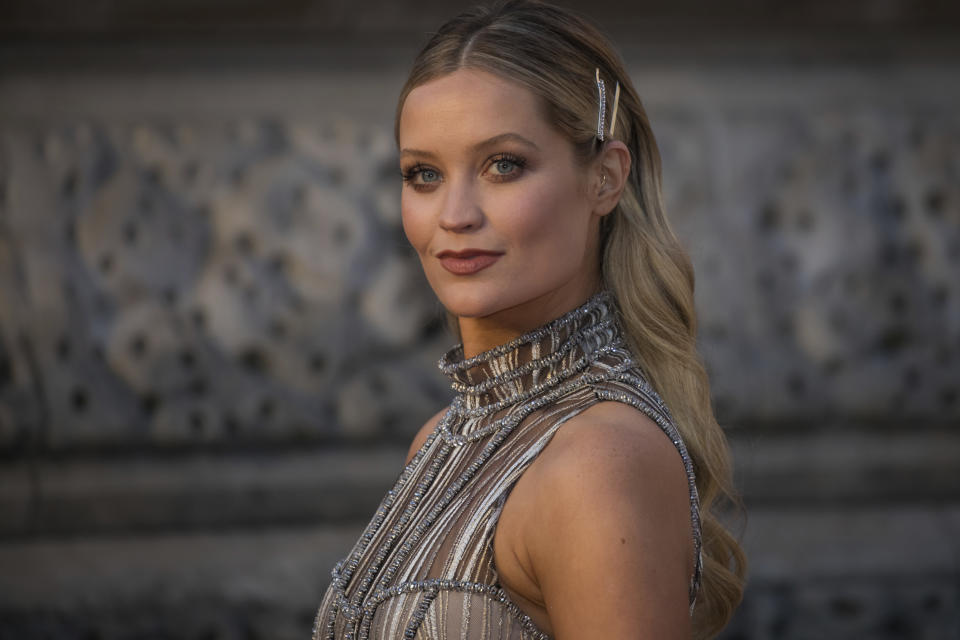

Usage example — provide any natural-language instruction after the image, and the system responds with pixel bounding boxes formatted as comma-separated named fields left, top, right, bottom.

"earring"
left=600, top=173, right=607, bottom=188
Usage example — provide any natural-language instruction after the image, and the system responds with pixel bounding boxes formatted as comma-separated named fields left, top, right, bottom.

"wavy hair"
left=394, top=1, right=746, bottom=636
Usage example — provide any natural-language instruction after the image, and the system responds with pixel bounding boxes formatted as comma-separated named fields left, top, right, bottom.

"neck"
left=439, top=290, right=621, bottom=417
left=457, top=284, right=603, bottom=359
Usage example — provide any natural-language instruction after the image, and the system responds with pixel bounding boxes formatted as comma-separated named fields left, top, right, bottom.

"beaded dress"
left=312, top=292, right=702, bottom=640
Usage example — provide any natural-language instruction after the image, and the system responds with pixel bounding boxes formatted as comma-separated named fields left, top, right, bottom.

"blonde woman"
left=313, top=1, right=746, bottom=638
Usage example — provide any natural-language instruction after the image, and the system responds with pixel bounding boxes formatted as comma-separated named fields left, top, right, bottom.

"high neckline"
left=438, top=291, right=622, bottom=414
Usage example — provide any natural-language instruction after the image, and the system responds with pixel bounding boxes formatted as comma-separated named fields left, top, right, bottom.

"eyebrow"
left=400, top=132, right=541, bottom=159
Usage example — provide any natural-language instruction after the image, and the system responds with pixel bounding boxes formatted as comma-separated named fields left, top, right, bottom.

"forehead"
left=398, top=69, right=553, bottom=148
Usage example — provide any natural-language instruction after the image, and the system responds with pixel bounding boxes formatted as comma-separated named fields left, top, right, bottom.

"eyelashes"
left=400, top=152, right=528, bottom=191
left=486, top=152, right=527, bottom=180
left=400, top=163, right=436, bottom=185
left=400, top=163, right=439, bottom=185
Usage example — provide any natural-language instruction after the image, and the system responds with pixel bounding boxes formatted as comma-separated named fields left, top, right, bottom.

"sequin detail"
left=312, top=292, right=702, bottom=639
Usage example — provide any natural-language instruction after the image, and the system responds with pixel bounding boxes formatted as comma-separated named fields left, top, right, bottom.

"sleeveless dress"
left=312, top=292, right=702, bottom=640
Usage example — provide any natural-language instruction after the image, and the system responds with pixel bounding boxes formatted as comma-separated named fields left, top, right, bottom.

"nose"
left=438, top=178, right=483, bottom=232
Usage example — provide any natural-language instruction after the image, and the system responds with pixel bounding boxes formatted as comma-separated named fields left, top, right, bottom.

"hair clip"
left=608, top=81, right=621, bottom=138
left=595, top=68, right=607, bottom=141
left=595, top=68, right=621, bottom=142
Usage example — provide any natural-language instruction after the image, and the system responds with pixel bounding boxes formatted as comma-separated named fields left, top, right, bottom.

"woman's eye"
left=487, top=155, right=525, bottom=179
left=401, top=165, right=442, bottom=190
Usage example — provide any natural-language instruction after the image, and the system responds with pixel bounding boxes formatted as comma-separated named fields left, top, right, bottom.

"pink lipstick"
left=436, top=249, right=503, bottom=275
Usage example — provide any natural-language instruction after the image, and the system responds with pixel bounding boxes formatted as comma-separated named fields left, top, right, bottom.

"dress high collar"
left=438, top=292, right=622, bottom=414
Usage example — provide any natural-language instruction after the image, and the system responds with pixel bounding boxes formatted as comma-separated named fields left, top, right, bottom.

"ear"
left=591, top=140, right=631, bottom=217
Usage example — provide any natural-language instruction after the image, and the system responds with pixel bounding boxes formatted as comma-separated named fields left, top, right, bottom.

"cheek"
left=502, top=177, right=589, bottom=255
left=400, top=196, right=429, bottom=254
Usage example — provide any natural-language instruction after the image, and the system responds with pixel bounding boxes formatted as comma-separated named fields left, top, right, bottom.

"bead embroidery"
left=312, top=292, right=703, bottom=639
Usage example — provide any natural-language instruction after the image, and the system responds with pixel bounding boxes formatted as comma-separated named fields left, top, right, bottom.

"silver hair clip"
left=595, top=68, right=621, bottom=141
left=595, top=68, right=607, bottom=141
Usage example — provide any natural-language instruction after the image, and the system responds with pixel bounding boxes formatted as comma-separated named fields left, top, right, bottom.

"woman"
left=313, top=1, right=746, bottom=638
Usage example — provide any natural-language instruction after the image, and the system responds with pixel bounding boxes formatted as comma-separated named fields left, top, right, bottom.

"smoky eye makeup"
left=399, top=149, right=531, bottom=192
left=400, top=163, right=442, bottom=190
left=485, top=152, right=527, bottom=181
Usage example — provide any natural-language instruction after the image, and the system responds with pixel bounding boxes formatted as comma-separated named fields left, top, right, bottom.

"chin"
left=433, top=285, right=517, bottom=320
left=437, top=294, right=499, bottom=319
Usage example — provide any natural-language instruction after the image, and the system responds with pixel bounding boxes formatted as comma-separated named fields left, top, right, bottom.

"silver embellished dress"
left=313, top=293, right=702, bottom=640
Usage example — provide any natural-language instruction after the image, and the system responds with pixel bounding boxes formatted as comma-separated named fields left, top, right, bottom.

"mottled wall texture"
left=1, top=1, right=959, bottom=639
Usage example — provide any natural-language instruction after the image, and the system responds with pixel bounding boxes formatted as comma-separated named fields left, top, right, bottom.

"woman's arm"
left=525, top=401, right=695, bottom=639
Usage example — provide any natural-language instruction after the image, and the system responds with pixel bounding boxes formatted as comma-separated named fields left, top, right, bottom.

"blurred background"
left=0, top=1, right=958, bottom=638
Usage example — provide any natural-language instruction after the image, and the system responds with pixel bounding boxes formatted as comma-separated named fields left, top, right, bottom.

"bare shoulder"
left=533, top=400, right=689, bottom=496
left=404, top=407, right=448, bottom=464
left=526, top=400, right=693, bottom=547
left=519, top=400, right=694, bottom=638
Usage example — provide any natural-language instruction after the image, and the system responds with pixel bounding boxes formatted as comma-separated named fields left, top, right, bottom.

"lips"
left=436, top=249, right=504, bottom=275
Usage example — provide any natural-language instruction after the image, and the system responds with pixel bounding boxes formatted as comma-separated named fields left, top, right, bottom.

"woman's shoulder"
left=534, top=400, right=688, bottom=498
left=517, top=399, right=694, bottom=561
left=510, top=400, right=696, bottom=636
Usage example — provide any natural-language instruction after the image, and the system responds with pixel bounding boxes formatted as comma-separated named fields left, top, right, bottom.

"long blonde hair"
left=394, top=1, right=746, bottom=636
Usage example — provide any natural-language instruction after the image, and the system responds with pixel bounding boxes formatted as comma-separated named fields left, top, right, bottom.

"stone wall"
left=1, top=2, right=959, bottom=638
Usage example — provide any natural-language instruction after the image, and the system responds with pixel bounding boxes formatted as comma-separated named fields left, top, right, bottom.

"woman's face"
left=398, top=68, right=604, bottom=327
